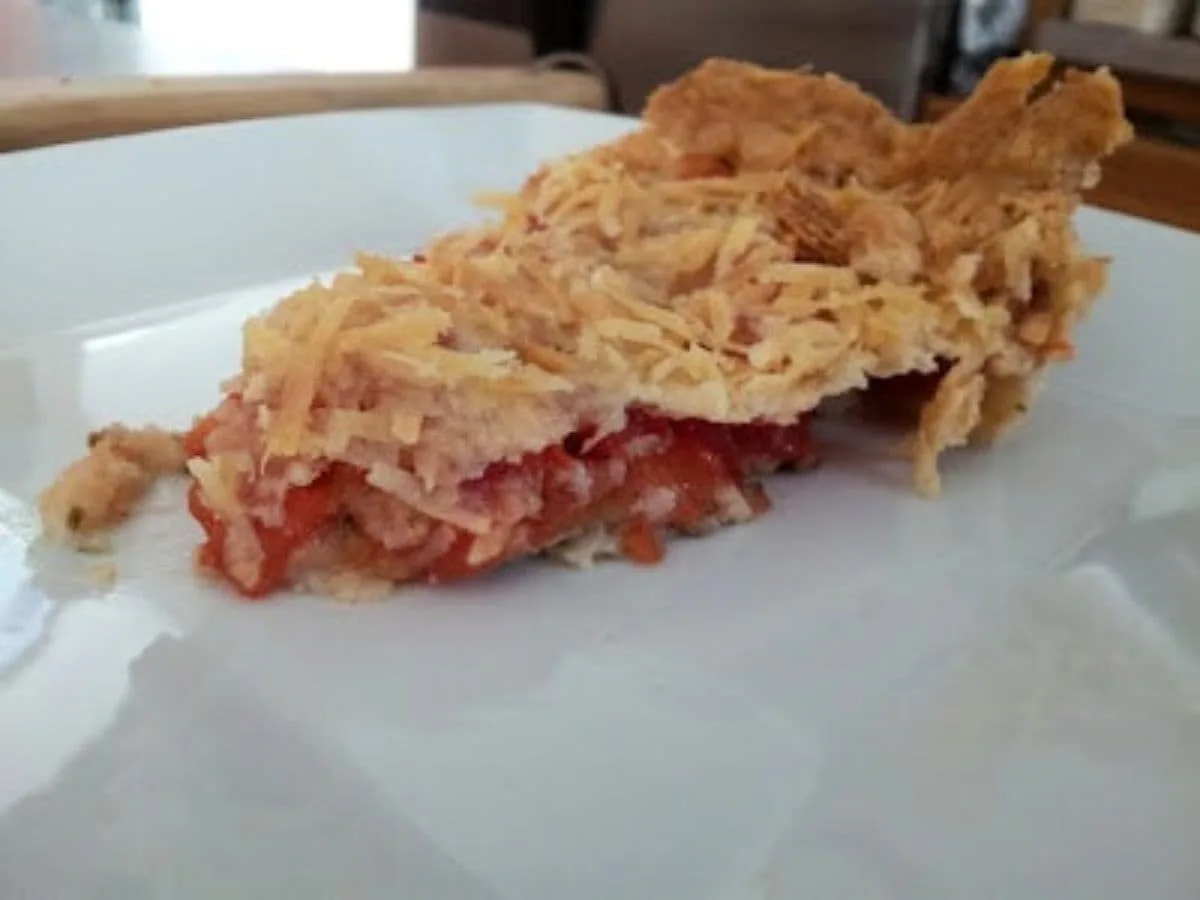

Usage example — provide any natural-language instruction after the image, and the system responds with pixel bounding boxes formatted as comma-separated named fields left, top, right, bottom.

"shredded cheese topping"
left=207, top=53, right=1129, bottom=513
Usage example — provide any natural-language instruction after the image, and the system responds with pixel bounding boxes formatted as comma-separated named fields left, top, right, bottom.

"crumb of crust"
left=87, top=561, right=118, bottom=590
left=87, top=424, right=187, bottom=474
left=298, top=568, right=392, bottom=603
left=39, top=424, right=186, bottom=546
left=547, top=524, right=623, bottom=569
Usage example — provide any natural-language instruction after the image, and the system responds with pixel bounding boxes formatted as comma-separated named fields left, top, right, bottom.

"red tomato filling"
left=186, top=408, right=815, bottom=598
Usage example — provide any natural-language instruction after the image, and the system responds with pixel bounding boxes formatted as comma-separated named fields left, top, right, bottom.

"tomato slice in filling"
left=186, top=408, right=815, bottom=598
left=188, top=471, right=340, bottom=599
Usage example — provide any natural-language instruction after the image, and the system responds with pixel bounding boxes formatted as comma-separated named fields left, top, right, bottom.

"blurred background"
left=1, top=0, right=1197, bottom=229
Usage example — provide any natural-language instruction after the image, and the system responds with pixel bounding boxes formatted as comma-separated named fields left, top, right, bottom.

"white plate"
left=2, top=105, right=1200, bottom=900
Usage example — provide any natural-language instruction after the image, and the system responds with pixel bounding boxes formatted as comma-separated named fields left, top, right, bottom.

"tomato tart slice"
left=41, top=54, right=1132, bottom=599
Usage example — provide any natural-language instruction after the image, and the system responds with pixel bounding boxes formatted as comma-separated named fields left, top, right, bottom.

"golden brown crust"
left=896, top=56, right=1130, bottom=192
left=642, top=58, right=907, bottom=183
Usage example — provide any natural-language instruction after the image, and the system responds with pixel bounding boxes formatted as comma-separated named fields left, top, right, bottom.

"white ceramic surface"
left=2, top=105, right=1200, bottom=900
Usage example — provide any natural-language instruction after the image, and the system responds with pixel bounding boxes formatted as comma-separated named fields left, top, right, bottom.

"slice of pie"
left=39, top=53, right=1133, bottom=599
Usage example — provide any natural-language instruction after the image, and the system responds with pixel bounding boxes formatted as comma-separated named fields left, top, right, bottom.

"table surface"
left=0, top=0, right=419, bottom=78
left=0, top=1, right=606, bottom=154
